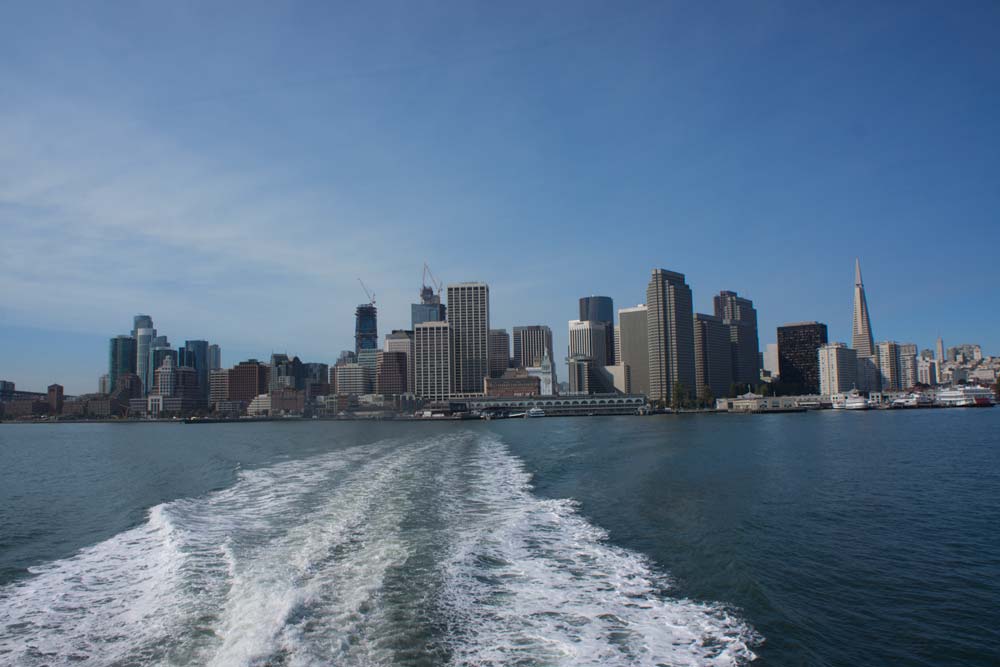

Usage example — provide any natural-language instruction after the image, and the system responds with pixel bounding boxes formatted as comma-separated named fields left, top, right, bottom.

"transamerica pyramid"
left=852, top=258, right=875, bottom=357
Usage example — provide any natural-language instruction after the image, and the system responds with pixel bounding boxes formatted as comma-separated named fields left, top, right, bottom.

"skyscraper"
left=646, top=269, right=696, bottom=403
left=208, top=344, right=222, bottom=370
left=777, top=322, right=828, bottom=394
left=108, top=335, right=137, bottom=392
left=876, top=341, right=902, bottom=392
left=579, top=296, right=615, bottom=365
left=568, top=320, right=608, bottom=367
left=411, top=284, right=446, bottom=329
left=693, top=313, right=733, bottom=400
left=133, top=315, right=156, bottom=396
left=618, top=305, right=649, bottom=397
left=181, top=340, right=210, bottom=400
left=898, top=343, right=918, bottom=390
left=488, top=329, right=510, bottom=378
left=414, top=321, right=451, bottom=400
left=385, top=330, right=415, bottom=394
left=852, top=258, right=875, bottom=358
left=512, top=325, right=554, bottom=369
left=713, top=291, right=760, bottom=388
left=355, top=304, right=378, bottom=354
left=936, top=336, right=945, bottom=361
left=818, top=342, right=858, bottom=395
left=447, top=282, right=489, bottom=395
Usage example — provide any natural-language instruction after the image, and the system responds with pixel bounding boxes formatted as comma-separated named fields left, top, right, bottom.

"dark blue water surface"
left=1, top=410, right=998, bottom=666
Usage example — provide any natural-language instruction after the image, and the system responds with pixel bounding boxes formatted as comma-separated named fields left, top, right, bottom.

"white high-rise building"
left=819, top=343, right=858, bottom=396
left=877, top=341, right=902, bottom=392
left=512, top=325, right=554, bottom=369
left=898, top=343, right=918, bottom=390
left=447, top=283, right=489, bottom=396
left=917, top=358, right=938, bottom=386
left=568, top=319, right=608, bottom=367
left=415, top=321, right=451, bottom=400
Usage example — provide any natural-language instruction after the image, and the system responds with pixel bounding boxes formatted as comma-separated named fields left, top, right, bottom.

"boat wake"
left=0, top=431, right=760, bottom=666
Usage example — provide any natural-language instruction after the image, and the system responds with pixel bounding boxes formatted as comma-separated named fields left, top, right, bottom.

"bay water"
left=1, top=410, right=998, bottom=666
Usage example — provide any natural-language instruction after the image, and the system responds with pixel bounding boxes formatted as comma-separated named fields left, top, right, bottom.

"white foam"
left=437, top=436, right=760, bottom=666
left=0, top=431, right=760, bottom=666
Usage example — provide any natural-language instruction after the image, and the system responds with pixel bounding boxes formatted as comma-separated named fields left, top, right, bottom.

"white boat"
left=936, top=386, right=996, bottom=408
left=525, top=407, right=546, bottom=418
left=844, top=390, right=869, bottom=411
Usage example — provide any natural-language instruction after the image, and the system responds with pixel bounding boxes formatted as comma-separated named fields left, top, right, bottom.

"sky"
left=2, top=1, right=999, bottom=394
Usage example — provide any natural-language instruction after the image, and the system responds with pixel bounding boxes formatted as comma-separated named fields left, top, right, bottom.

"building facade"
left=512, top=325, right=554, bottom=369
left=617, top=305, right=649, bottom=397
left=714, top=290, right=760, bottom=388
left=488, top=329, right=510, bottom=378
left=414, top=321, right=451, bottom=400
left=376, top=351, right=408, bottom=396
left=355, top=304, right=378, bottom=354
left=108, top=335, right=137, bottom=393
left=229, top=359, right=270, bottom=403
left=646, top=268, right=696, bottom=403
left=579, top=296, right=615, bottom=365
left=447, top=282, right=489, bottom=395
left=568, top=319, right=608, bottom=367
left=385, top=330, right=415, bottom=394
left=693, top=313, right=733, bottom=401
left=818, top=342, right=858, bottom=395
left=777, top=322, right=829, bottom=394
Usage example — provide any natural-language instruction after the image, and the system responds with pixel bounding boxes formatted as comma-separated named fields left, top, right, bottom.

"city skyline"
left=3, top=2, right=1000, bottom=394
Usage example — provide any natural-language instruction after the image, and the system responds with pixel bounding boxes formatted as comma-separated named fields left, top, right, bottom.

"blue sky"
left=2, top=1, right=999, bottom=394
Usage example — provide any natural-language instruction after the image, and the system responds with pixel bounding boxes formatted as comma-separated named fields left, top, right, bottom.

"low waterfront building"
left=247, top=394, right=271, bottom=416
left=484, top=368, right=540, bottom=397
left=466, top=393, right=646, bottom=416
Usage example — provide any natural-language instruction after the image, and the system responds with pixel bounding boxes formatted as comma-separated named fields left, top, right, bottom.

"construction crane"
left=422, top=262, right=443, bottom=296
left=357, top=278, right=375, bottom=306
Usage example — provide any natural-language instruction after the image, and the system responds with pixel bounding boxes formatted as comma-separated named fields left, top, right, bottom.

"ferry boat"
left=891, top=393, right=935, bottom=409
left=844, top=391, right=869, bottom=410
left=936, top=386, right=996, bottom=408
left=525, top=407, right=546, bottom=418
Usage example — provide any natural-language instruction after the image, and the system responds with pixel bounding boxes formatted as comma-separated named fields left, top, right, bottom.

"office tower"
left=357, top=349, right=378, bottom=394
left=385, top=330, right=415, bottom=394
left=526, top=352, right=556, bottom=395
left=917, top=358, right=938, bottom=386
left=208, top=344, right=221, bottom=370
left=108, top=335, right=137, bottom=392
left=936, top=336, right=945, bottom=361
left=919, top=349, right=935, bottom=361
left=877, top=341, right=902, bottom=392
left=334, top=364, right=367, bottom=396
left=646, top=268, right=696, bottom=403
left=149, top=337, right=177, bottom=394
left=568, top=320, right=608, bottom=367
left=818, top=343, right=858, bottom=395
left=303, top=362, right=330, bottom=401
left=47, top=384, right=64, bottom=415
left=99, top=374, right=111, bottom=395
left=488, top=329, right=510, bottom=379
left=579, top=296, right=615, bottom=365
left=415, top=321, right=451, bottom=400
left=229, top=359, right=270, bottom=402
left=852, top=259, right=876, bottom=358
left=181, top=340, right=210, bottom=400
left=512, top=325, right=554, bottom=369
left=614, top=325, right=621, bottom=365
left=857, top=355, right=881, bottom=393
left=376, top=351, right=408, bottom=396
left=209, top=368, right=230, bottom=407
left=135, top=321, right=156, bottom=396
left=355, top=304, right=378, bottom=354
left=899, top=343, right=918, bottom=390
left=447, top=282, right=489, bottom=395
left=763, top=343, right=780, bottom=376
left=693, top=313, right=733, bottom=400
left=412, top=290, right=447, bottom=328
left=270, top=354, right=305, bottom=391
left=777, top=322, right=828, bottom=394
left=618, top=306, right=649, bottom=396
left=566, top=356, right=593, bottom=394
left=714, top=290, right=761, bottom=387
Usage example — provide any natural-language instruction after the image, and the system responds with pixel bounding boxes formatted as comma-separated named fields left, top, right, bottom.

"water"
left=1, top=412, right=998, bottom=666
